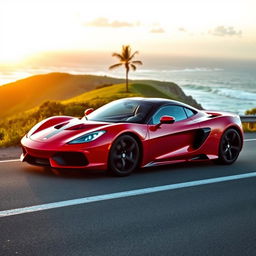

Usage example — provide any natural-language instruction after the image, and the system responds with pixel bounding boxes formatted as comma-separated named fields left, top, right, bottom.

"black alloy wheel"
left=217, top=128, right=242, bottom=164
left=108, top=135, right=140, bottom=176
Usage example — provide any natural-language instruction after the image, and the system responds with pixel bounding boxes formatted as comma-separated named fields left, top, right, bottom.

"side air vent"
left=193, top=128, right=211, bottom=149
left=65, top=124, right=88, bottom=130
left=190, top=154, right=209, bottom=160
left=54, top=122, right=69, bottom=129
left=207, top=114, right=220, bottom=118
left=206, top=112, right=221, bottom=118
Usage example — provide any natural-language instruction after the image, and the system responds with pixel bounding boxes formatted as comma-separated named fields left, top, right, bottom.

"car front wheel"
left=108, top=135, right=140, bottom=176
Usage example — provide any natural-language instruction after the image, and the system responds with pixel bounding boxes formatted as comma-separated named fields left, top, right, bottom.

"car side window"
left=184, top=107, right=196, bottom=118
left=151, top=105, right=187, bottom=124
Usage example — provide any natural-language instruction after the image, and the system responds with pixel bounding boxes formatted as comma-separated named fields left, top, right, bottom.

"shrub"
left=0, top=128, right=6, bottom=141
left=243, top=107, right=256, bottom=132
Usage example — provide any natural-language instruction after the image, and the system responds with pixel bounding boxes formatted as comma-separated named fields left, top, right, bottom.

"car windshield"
left=86, top=99, right=153, bottom=123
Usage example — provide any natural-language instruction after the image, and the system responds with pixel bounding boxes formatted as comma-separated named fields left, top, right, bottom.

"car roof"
left=121, top=97, right=198, bottom=110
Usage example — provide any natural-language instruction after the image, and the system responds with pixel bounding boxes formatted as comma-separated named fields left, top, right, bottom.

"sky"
left=0, top=0, right=256, bottom=65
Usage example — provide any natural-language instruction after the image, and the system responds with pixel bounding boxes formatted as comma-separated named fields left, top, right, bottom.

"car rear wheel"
left=217, top=128, right=242, bottom=164
left=108, top=135, right=140, bottom=176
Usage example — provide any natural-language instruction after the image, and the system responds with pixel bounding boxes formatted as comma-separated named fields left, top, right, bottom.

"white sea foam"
left=161, top=67, right=224, bottom=72
left=182, top=84, right=256, bottom=101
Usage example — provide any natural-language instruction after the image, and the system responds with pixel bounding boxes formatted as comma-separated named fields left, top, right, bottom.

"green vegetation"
left=245, top=108, right=256, bottom=115
left=109, top=45, right=142, bottom=92
left=132, top=83, right=179, bottom=99
left=243, top=107, right=256, bottom=132
left=0, top=83, right=177, bottom=147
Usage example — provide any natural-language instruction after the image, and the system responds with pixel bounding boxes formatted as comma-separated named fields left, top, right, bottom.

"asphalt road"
left=0, top=133, right=256, bottom=256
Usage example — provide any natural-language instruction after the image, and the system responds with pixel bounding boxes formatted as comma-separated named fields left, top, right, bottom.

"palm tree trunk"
left=125, top=68, right=129, bottom=93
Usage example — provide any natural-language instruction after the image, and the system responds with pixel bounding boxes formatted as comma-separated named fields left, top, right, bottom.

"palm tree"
left=109, top=45, right=143, bottom=93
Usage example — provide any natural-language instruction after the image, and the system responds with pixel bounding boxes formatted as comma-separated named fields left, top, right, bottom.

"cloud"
left=150, top=27, right=165, bottom=33
left=178, top=27, right=187, bottom=32
left=86, top=17, right=136, bottom=28
left=210, top=26, right=242, bottom=37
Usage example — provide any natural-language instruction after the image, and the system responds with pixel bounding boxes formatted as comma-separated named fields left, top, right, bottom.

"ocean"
left=131, top=67, right=256, bottom=114
left=0, top=64, right=255, bottom=114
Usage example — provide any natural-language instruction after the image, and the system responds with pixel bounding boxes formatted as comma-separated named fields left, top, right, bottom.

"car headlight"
left=68, top=130, right=106, bottom=144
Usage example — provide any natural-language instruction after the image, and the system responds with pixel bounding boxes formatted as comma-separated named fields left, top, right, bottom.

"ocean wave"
left=124, top=67, right=221, bottom=73
left=162, top=67, right=223, bottom=73
left=183, top=84, right=256, bottom=101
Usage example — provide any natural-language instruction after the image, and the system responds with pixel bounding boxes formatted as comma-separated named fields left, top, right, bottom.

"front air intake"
left=25, top=155, right=50, bottom=166
left=52, top=152, right=88, bottom=166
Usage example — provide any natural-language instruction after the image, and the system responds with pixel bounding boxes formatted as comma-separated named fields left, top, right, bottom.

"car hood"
left=30, top=118, right=110, bottom=143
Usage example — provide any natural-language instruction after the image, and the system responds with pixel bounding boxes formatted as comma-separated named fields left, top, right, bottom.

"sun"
left=0, top=1, right=76, bottom=64
left=0, top=45, right=29, bottom=64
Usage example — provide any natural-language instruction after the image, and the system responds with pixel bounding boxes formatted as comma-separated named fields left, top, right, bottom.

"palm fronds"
left=109, top=45, right=143, bottom=92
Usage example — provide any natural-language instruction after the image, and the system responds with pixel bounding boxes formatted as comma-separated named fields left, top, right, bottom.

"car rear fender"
left=198, top=114, right=243, bottom=155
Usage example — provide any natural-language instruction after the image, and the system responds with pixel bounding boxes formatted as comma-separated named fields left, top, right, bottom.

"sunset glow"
left=0, top=0, right=256, bottom=64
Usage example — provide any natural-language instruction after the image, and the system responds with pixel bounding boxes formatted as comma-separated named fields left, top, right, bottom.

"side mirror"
left=160, top=115, right=175, bottom=124
left=150, top=115, right=175, bottom=131
left=84, top=108, right=94, bottom=116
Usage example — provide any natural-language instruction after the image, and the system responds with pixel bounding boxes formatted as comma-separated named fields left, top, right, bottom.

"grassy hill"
left=0, top=72, right=202, bottom=118
left=64, top=83, right=177, bottom=104
left=0, top=73, right=123, bottom=118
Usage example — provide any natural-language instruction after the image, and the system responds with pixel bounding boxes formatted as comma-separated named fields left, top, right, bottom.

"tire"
left=108, top=135, right=140, bottom=176
left=216, top=128, right=242, bottom=165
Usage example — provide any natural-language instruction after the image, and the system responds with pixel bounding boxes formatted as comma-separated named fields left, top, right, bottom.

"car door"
left=147, top=105, right=199, bottom=163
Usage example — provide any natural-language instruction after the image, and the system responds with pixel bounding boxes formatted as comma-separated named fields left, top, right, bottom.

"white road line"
left=244, top=138, right=256, bottom=142
left=0, top=159, right=20, bottom=163
left=1, top=171, right=256, bottom=218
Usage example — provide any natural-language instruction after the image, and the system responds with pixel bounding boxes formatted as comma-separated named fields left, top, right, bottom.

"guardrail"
left=240, top=115, right=256, bottom=123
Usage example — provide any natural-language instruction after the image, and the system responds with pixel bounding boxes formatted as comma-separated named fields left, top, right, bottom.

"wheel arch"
left=223, top=125, right=244, bottom=148
left=215, top=125, right=243, bottom=164
left=109, top=132, right=144, bottom=168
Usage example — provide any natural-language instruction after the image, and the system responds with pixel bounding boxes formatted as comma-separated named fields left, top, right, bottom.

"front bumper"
left=20, top=136, right=109, bottom=170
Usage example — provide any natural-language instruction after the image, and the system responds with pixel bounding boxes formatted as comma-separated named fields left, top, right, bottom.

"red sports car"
left=21, top=97, right=243, bottom=176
